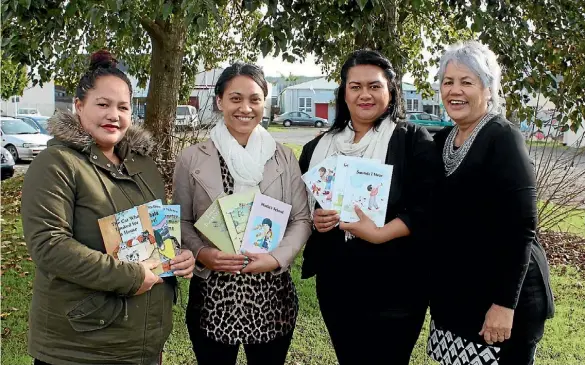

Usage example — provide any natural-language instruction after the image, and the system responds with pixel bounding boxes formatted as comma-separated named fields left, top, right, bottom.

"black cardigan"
left=299, top=121, right=442, bottom=303
left=430, top=116, right=554, bottom=342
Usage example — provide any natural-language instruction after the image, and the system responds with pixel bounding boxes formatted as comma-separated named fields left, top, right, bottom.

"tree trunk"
left=144, top=26, right=186, bottom=161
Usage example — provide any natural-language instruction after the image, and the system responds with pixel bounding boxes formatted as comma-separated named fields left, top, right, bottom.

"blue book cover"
left=240, top=193, right=292, bottom=254
left=301, top=155, right=338, bottom=209
left=331, top=155, right=365, bottom=213
left=144, top=200, right=175, bottom=277
left=339, top=159, right=393, bottom=227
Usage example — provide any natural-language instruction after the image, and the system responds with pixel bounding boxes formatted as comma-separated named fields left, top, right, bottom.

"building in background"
left=1, top=80, right=55, bottom=116
left=280, top=77, right=338, bottom=124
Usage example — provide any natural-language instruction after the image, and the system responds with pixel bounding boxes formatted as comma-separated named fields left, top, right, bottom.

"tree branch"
left=139, top=17, right=166, bottom=43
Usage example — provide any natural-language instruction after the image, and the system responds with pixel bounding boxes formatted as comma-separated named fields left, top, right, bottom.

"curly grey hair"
left=437, top=41, right=502, bottom=114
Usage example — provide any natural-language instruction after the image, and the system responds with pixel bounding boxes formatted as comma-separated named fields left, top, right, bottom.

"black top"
left=430, top=116, right=554, bottom=342
left=299, top=121, right=442, bottom=305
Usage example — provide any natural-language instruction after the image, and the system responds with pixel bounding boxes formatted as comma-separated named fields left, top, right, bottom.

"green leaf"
left=65, top=3, right=76, bottom=18
left=18, top=0, right=31, bottom=10
left=357, top=0, right=368, bottom=11
left=162, top=2, right=173, bottom=20
left=42, top=44, right=51, bottom=59
left=260, top=39, right=272, bottom=57
left=197, top=16, right=208, bottom=31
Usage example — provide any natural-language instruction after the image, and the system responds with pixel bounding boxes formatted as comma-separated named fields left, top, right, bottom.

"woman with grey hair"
left=427, top=41, right=554, bottom=365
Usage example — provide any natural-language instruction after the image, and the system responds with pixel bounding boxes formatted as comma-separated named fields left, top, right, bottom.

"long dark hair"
left=215, top=61, right=268, bottom=98
left=329, top=49, right=399, bottom=134
left=76, top=50, right=133, bottom=101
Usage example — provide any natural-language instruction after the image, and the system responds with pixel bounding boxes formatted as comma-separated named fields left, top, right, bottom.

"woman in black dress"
left=427, top=41, right=555, bottom=365
left=299, top=49, right=442, bottom=364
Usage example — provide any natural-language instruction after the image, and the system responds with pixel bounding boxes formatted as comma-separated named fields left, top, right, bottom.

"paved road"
left=269, top=126, right=322, bottom=145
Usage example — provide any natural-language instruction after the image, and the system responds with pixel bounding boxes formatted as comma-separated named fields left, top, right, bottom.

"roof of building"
left=285, top=77, right=339, bottom=90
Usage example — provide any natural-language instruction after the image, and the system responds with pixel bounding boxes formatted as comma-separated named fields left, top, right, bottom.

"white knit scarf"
left=210, top=119, right=276, bottom=193
left=308, top=116, right=396, bottom=235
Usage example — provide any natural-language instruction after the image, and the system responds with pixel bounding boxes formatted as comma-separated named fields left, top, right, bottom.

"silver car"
left=274, top=111, right=329, bottom=128
left=1, top=117, right=51, bottom=161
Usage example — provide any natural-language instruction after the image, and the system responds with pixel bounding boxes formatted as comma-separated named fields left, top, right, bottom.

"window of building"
left=299, top=97, right=312, bottom=113
left=406, top=98, right=419, bottom=111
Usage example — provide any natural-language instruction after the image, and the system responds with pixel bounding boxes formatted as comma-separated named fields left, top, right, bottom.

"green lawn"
left=1, top=159, right=584, bottom=365
left=538, top=202, right=585, bottom=237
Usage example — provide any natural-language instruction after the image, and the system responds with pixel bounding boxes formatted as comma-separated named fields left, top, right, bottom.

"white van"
left=175, top=105, right=200, bottom=131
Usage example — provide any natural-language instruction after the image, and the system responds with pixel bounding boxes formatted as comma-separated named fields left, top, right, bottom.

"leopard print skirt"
left=192, top=153, right=298, bottom=345
left=197, top=271, right=298, bottom=345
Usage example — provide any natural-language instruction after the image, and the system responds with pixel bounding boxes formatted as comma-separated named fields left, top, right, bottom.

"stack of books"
left=302, top=155, right=393, bottom=227
left=98, top=200, right=181, bottom=277
left=195, top=188, right=292, bottom=254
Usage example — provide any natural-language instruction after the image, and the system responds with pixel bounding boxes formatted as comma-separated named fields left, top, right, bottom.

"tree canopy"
left=254, top=0, right=584, bottom=129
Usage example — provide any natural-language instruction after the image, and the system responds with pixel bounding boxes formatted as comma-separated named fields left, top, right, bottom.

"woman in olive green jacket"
left=21, top=51, right=195, bottom=365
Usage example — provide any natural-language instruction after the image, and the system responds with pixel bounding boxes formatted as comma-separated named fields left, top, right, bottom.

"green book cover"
left=218, top=188, right=259, bottom=253
left=194, top=193, right=235, bottom=254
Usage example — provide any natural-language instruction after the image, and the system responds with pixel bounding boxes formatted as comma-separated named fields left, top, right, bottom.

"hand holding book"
left=240, top=250, right=280, bottom=274
left=339, top=205, right=384, bottom=243
left=197, top=247, right=248, bottom=273
left=313, top=208, right=340, bottom=233
left=134, top=260, right=164, bottom=296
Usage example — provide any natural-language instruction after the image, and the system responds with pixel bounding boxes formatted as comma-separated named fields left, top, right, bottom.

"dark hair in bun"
left=89, top=49, right=118, bottom=70
left=76, top=49, right=133, bottom=101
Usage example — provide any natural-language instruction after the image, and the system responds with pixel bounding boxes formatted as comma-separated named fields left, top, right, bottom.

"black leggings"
left=316, top=273, right=427, bottom=365
left=186, top=322, right=294, bottom=365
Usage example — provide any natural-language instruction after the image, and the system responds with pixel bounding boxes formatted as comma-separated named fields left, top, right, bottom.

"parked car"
left=1, top=146, right=15, bottom=180
left=274, top=111, right=329, bottom=128
left=18, top=107, right=41, bottom=116
left=1, top=117, right=51, bottom=161
left=175, top=105, right=200, bottom=131
left=406, top=112, right=453, bottom=132
left=17, top=115, right=51, bottom=135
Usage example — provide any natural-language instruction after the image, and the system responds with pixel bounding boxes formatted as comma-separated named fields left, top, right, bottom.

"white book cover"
left=301, top=155, right=338, bottom=209
left=339, top=159, right=393, bottom=227
left=240, top=193, right=292, bottom=254
left=331, top=155, right=369, bottom=213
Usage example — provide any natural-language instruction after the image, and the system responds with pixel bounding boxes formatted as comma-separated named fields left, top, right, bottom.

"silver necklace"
left=443, top=113, right=495, bottom=176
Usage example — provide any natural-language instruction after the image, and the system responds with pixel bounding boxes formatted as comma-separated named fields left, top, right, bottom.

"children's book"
left=301, top=155, right=338, bottom=209
left=218, top=188, right=260, bottom=253
left=144, top=200, right=176, bottom=277
left=98, top=205, right=161, bottom=273
left=339, top=159, right=393, bottom=227
left=194, top=193, right=236, bottom=254
left=331, top=155, right=367, bottom=213
left=98, top=200, right=179, bottom=277
left=163, top=204, right=182, bottom=255
left=240, top=193, right=292, bottom=254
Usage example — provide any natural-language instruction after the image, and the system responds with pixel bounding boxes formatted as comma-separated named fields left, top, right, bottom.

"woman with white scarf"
left=173, top=62, right=311, bottom=365
left=298, top=50, right=442, bottom=364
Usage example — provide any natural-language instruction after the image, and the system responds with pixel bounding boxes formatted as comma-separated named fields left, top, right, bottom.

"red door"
left=315, top=103, right=328, bottom=120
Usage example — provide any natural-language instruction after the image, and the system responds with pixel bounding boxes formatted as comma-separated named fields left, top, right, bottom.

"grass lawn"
left=267, top=123, right=290, bottom=132
left=538, top=202, right=585, bottom=237
left=2, top=155, right=584, bottom=365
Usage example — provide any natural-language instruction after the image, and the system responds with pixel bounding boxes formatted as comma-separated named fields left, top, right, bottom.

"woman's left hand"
left=339, top=206, right=384, bottom=243
left=479, top=304, right=514, bottom=345
left=171, top=249, right=195, bottom=279
left=240, top=252, right=280, bottom=274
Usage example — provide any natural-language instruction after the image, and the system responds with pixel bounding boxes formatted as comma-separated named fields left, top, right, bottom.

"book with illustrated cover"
left=98, top=205, right=160, bottom=273
left=218, top=188, right=260, bottom=253
left=98, top=200, right=180, bottom=277
left=194, top=193, right=236, bottom=254
left=339, top=159, right=393, bottom=227
left=240, top=193, right=292, bottom=254
left=144, top=200, right=176, bottom=277
left=331, top=155, right=367, bottom=213
left=301, top=155, right=338, bottom=210
left=163, top=204, right=182, bottom=255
